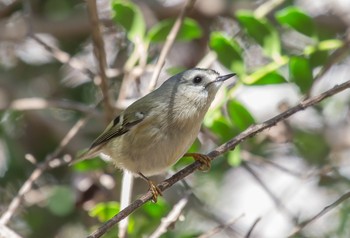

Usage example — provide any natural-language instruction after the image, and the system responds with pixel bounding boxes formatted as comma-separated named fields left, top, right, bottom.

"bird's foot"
left=138, top=172, right=162, bottom=203
left=184, top=153, right=211, bottom=171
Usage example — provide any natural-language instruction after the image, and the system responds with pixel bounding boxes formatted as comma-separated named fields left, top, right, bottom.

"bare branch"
left=149, top=196, right=189, bottom=238
left=3, top=97, right=99, bottom=116
left=289, top=191, right=350, bottom=237
left=31, top=35, right=96, bottom=79
left=148, top=0, right=196, bottom=91
left=87, top=79, right=350, bottom=238
left=86, top=0, right=114, bottom=122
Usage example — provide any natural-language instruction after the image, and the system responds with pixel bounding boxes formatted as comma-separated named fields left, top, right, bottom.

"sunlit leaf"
left=249, top=71, right=287, bottom=85
left=227, top=145, right=241, bottom=167
left=243, top=56, right=289, bottom=85
left=210, top=32, right=245, bottom=76
left=304, top=39, right=343, bottom=55
left=236, top=10, right=281, bottom=58
left=111, top=0, right=145, bottom=42
left=276, top=7, right=316, bottom=38
left=304, top=39, right=343, bottom=67
left=289, top=56, right=313, bottom=93
left=147, top=18, right=202, bottom=42
left=89, top=202, right=120, bottom=222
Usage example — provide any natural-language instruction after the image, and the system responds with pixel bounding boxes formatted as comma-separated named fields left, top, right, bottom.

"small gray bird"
left=79, top=68, right=235, bottom=201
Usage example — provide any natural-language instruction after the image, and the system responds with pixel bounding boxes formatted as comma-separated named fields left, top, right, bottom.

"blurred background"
left=1, top=0, right=350, bottom=237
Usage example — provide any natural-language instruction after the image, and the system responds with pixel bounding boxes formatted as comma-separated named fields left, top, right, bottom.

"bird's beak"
left=216, top=73, right=236, bottom=82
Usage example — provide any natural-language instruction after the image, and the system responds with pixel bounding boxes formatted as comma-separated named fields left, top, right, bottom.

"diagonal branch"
left=289, top=191, right=350, bottom=237
left=87, top=79, right=350, bottom=238
left=148, top=0, right=197, bottom=91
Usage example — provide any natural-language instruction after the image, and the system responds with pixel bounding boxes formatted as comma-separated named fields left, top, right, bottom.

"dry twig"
left=86, top=0, right=114, bottom=121
left=148, top=0, right=197, bottom=91
left=149, top=196, right=189, bottom=238
left=289, top=191, right=350, bottom=237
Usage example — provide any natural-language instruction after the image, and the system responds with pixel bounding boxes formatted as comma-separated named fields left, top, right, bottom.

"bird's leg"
left=184, top=153, right=211, bottom=171
left=138, top=172, right=162, bottom=203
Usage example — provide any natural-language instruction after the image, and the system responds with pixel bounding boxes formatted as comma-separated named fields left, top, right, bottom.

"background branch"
left=86, top=0, right=114, bottom=122
left=148, top=0, right=197, bottom=91
left=289, top=191, right=350, bottom=236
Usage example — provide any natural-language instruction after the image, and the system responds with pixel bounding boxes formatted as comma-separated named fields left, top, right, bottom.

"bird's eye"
left=193, top=76, right=202, bottom=84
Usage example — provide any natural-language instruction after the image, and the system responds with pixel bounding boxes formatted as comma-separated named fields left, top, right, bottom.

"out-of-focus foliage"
left=1, top=0, right=350, bottom=237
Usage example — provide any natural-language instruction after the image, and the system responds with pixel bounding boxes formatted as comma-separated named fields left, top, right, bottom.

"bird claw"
left=148, top=181, right=162, bottom=203
left=138, top=172, right=162, bottom=203
left=184, top=153, right=211, bottom=171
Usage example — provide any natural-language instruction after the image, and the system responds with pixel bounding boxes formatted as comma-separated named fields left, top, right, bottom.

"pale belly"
left=103, top=121, right=201, bottom=176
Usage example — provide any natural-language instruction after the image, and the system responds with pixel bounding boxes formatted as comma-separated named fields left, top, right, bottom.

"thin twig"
left=31, top=35, right=95, bottom=79
left=242, top=163, right=296, bottom=220
left=149, top=196, right=189, bottom=238
left=148, top=0, right=196, bottom=91
left=86, top=0, right=114, bottom=122
left=4, top=97, right=99, bottom=116
left=241, top=150, right=303, bottom=178
left=0, top=118, right=87, bottom=225
left=245, top=217, right=261, bottom=238
left=289, top=191, right=350, bottom=237
left=198, top=214, right=244, bottom=238
left=87, top=79, right=350, bottom=238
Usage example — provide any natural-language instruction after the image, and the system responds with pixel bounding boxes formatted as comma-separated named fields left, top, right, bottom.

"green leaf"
left=72, top=156, right=107, bottom=172
left=147, top=18, right=202, bottom=42
left=276, top=7, right=316, bottom=38
left=236, top=11, right=281, bottom=58
left=209, top=32, right=245, bottom=76
left=48, top=186, right=75, bottom=216
left=243, top=56, right=289, bottom=85
left=304, top=39, right=343, bottom=55
left=289, top=56, right=313, bottom=93
left=250, top=71, right=287, bottom=85
left=89, top=202, right=120, bottom=222
left=111, top=0, right=145, bottom=42
left=227, top=145, right=241, bottom=167
left=308, top=50, right=329, bottom=68
left=303, top=39, right=343, bottom=68
left=228, top=100, right=255, bottom=131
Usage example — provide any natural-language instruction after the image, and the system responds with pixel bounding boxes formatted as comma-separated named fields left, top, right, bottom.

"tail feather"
left=70, top=146, right=102, bottom=166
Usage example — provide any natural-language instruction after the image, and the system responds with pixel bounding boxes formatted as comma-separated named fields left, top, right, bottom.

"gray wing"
left=78, top=111, right=145, bottom=160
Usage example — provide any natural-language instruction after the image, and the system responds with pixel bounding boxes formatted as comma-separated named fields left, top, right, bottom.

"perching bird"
left=79, top=68, right=235, bottom=202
